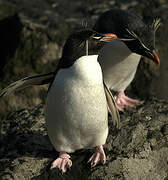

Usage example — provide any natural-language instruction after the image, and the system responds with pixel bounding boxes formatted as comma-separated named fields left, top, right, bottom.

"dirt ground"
left=1, top=97, right=168, bottom=179
left=0, top=0, right=168, bottom=179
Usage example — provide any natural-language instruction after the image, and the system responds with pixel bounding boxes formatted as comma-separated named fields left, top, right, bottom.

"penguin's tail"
left=0, top=72, right=55, bottom=97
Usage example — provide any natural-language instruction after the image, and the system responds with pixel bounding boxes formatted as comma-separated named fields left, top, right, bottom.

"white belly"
left=98, top=40, right=141, bottom=91
left=45, top=55, right=108, bottom=153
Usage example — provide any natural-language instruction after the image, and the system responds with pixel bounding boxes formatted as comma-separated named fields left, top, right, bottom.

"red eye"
left=93, top=41, right=98, bottom=45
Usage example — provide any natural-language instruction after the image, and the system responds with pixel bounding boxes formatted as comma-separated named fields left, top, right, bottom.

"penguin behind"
left=1, top=9, right=161, bottom=113
left=45, top=29, right=118, bottom=172
left=0, top=28, right=118, bottom=172
left=93, top=9, right=160, bottom=111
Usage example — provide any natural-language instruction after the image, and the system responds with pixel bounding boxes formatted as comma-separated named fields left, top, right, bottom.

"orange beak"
left=100, top=33, right=118, bottom=42
left=145, top=50, right=160, bottom=65
left=153, top=50, right=160, bottom=65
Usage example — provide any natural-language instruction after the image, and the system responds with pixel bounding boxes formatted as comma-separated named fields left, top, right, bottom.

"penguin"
left=1, top=9, right=160, bottom=112
left=0, top=29, right=120, bottom=172
left=93, top=9, right=160, bottom=111
left=45, top=29, right=119, bottom=172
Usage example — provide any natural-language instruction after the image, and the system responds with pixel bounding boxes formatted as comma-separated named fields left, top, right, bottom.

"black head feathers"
left=60, top=28, right=117, bottom=68
left=93, top=9, right=160, bottom=64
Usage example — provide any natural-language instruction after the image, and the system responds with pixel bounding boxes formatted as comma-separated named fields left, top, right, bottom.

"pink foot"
left=88, top=145, right=106, bottom=167
left=51, top=152, right=72, bottom=173
left=114, top=91, right=141, bottom=111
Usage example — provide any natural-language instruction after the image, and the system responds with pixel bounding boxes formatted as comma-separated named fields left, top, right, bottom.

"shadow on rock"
left=32, top=150, right=94, bottom=180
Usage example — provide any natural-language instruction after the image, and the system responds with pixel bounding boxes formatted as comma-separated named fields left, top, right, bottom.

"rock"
left=0, top=0, right=168, bottom=119
left=122, top=148, right=168, bottom=180
left=0, top=2, right=23, bottom=74
left=0, top=1, right=168, bottom=178
left=0, top=97, right=168, bottom=179
left=0, top=2, right=62, bottom=118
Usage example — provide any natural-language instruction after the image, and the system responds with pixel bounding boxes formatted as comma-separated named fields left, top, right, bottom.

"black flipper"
left=0, top=72, right=55, bottom=97
left=103, top=80, right=120, bottom=129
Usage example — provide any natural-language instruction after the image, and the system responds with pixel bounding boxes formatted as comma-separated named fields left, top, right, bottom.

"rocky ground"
left=0, top=0, right=168, bottom=179
left=0, top=97, right=168, bottom=180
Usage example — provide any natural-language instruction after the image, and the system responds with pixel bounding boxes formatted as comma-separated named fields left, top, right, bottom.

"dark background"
left=0, top=0, right=167, bottom=117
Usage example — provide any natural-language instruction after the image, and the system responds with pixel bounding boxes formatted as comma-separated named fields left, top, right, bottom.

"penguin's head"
left=121, top=19, right=160, bottom=65
left=60, top=29, right=117, bottom=68
left=62, top=29, right=117, bottom=57
left=93, top=9, right=160, bottom=65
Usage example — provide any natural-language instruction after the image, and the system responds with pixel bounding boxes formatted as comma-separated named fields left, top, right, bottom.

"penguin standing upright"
left=93, top=9, right=160, bottom=111
left=0, top=29, right=119, bottom=172
left=45, top=29, right=119, bottom=172
left=0, top=9, right=160, bottom=113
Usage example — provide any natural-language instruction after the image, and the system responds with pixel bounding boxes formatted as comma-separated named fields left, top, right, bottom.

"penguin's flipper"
left=103, top=80, right=120, bottom=129
left=0, top=72, right=55, bottom=97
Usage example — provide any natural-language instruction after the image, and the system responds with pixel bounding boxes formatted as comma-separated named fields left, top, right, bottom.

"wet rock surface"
left=0, top=97, right=168, bottom=180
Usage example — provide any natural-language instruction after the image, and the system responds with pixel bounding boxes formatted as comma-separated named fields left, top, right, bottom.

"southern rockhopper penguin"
left=45, top=29, right=119, bottom=172
left=0, top=29, right=119, bottom=172
left=93, top=9, right=160, bottom=111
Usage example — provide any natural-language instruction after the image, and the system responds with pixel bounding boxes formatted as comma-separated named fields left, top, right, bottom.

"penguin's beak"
left=100, top=33, right=118, bottom=42
left=145, top=50, right=160, bottom=65
left=92, top=33, right=117, bottom=42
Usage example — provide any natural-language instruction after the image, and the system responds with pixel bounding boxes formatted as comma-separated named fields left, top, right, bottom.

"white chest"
left=98, top=40, right=141, bottom=91
left=45, top=55, right=108, bottom=153
left=54, top=55, right=102, bottom=86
